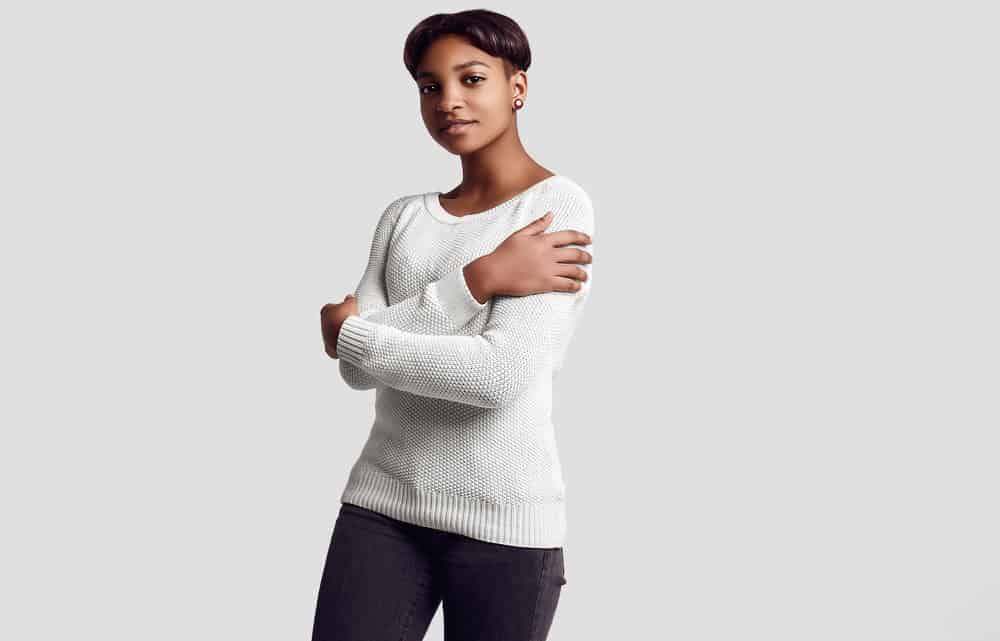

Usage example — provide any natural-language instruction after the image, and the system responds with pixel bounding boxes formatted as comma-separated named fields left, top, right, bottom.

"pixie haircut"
left=403, top=9, right=532, bottom=81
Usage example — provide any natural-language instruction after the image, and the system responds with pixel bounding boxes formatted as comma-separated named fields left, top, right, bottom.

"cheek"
left=469, top=83, right=507, bottom=108
left=474, top=96, right=514, bottom=128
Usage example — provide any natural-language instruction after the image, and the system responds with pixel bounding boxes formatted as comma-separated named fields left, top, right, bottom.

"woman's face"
left=415, top=35, right=524, bottom=154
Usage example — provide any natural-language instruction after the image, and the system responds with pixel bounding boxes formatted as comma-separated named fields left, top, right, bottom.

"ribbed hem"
left=435, top=265, right=487, bottom=327
left=339, top=459, right=567, bottom=549
left=336, top=315, right=374, bottom=366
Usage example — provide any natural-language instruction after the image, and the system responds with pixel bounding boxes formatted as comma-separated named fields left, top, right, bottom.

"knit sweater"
left=334, top=174, right=595, bottom=548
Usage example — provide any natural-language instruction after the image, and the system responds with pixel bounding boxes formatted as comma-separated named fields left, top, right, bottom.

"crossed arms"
left=336, top=189, right=594, bottom=408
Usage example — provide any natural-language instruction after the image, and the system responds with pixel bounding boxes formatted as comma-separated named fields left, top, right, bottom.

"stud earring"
left=513, top=98, right=524, bottom=110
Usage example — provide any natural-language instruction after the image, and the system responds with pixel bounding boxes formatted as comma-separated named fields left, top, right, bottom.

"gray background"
left=2, top=2, right=997, bottom=640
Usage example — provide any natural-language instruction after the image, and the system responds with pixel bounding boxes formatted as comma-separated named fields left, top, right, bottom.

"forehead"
left=416, top=35, right=500, bottom=75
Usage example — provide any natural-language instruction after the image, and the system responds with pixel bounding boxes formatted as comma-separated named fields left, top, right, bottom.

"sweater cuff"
left=435, top=265, right=488, bottom=326
left=336, top=315, right=375, bottom=366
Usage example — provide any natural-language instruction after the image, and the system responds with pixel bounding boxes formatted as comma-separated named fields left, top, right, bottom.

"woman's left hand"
left=320, top=294, right=359, bottom=358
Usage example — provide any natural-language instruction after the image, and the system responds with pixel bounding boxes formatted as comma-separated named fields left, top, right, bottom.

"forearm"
left=338, top=259, right=492, bottom=390
left=336, top=290, right=578, bottom=407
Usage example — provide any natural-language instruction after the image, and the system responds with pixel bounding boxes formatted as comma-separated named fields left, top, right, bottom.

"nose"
left=436, top=84, right=465, bottom=113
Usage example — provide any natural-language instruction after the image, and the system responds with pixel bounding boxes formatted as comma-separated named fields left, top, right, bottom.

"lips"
left=440, top=120, right=477, bottom=132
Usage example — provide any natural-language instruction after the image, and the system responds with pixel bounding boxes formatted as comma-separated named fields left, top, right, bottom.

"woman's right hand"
left=469, top=211, right=592, bottom=300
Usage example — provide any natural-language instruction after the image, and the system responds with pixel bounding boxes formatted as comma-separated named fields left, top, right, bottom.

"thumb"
left=517, top=210, right=552, bottom=235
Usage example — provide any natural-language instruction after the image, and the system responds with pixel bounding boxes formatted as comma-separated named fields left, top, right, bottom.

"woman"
left=315, top=10, right=596, bottom=641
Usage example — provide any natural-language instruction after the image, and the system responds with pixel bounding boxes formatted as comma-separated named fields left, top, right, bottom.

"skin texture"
left=321, top=34, right=594, bottom=358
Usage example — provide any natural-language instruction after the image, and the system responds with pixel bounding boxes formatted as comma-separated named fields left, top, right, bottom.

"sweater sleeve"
left=338, top=197, right=488, bottom=390
left=335, top=187, right=594, bottom=407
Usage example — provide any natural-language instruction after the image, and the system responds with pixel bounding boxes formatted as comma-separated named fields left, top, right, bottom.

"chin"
left=439, top=137, right=484, bottom=153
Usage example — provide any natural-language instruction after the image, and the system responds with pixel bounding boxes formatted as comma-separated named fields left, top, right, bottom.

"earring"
left=513, top=98, right=524, bottom=110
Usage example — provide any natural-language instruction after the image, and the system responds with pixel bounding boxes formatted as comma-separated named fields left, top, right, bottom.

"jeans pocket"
left=336, top=503, right=408, bottom=542
left=531, top=549, right=566, bottom=640
left=339, top=503, right=392, bottom=525
left=551, top=547, right=567, bottom=585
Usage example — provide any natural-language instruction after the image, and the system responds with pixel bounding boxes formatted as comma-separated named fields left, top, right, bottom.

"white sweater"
left=334, top=174, right=595, bottom=548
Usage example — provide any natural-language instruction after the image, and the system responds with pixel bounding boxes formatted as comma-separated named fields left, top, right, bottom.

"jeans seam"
left=397, top=565, right=427, bottom=641
left=313, top=530, right=354, bottom=640
left=528, top=550, right=550, bottom=640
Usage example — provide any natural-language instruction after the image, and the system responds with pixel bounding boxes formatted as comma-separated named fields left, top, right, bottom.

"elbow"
left=339, top=360, right=377, bottom=391
left=479, top=389, right=520, bottom=409
left=477, top=356, right=542, bottom=408
left=476, top=387, right=513, bottom=409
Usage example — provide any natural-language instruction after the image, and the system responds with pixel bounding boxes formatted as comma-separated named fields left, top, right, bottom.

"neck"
left=452, top=125, right=547, bottom=197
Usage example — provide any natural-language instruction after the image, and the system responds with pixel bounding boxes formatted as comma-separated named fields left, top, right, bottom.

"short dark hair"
left=403, top=9, right=532, bottom=81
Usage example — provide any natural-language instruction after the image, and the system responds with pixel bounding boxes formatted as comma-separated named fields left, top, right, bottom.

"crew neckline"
left=423, top=174, right=563, bottom=224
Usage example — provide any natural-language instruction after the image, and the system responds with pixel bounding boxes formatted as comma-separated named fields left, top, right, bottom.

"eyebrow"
left=415, top=60, right=491, bottom=80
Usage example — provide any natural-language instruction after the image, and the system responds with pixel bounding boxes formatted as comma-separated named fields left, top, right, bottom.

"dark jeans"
left=311, top=502, right=567, bottom=641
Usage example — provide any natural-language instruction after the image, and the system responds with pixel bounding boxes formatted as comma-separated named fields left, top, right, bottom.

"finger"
left=552, top=276, right=584, bottom=292
left=555, top=264, right=589, bottom=282
left=545, top=229, right=592, bottom=247
left=515, top=211, right=553, bottom=235
left=553, top=246, right=593, bottom=265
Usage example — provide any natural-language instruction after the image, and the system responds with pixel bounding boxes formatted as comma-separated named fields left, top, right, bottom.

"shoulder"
left=532, top=175, right=595, bottom=232
left=374, top=192, right=425, bottom=228
left=542, top=175, right=593, bottom=204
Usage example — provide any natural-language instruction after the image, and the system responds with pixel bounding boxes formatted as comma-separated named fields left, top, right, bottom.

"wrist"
left=464, top=256, right=496, bottom=304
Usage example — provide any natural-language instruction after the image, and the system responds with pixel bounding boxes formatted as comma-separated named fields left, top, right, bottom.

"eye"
left=418, top=76, right=486, bottom=95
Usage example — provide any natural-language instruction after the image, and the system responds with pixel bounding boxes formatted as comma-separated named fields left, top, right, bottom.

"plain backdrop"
left=1, top=2, right=997, bottom=640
